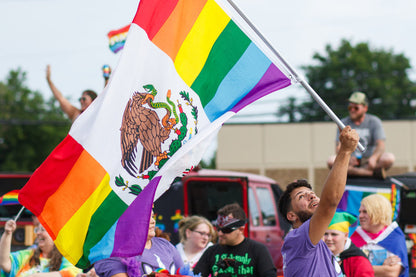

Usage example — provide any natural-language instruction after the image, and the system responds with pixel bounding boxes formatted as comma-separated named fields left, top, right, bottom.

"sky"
left=1, top=0, right=415, bottom=123
left=1, top=0, right=416, bottom=160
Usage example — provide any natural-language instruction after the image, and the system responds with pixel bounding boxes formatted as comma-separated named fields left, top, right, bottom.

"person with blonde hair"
left=324, top=212, right=374, bottom=277
left=351, top=194, right=408, bottom=277
left=175, top=215, right=216, bottom=270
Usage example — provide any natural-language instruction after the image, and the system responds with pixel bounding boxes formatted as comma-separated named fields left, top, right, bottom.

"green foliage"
left=0, top=68, right=70, bottom=171
left=280, top=39, right=416, bottom=122
left=199, top=152, right=216, bottom=169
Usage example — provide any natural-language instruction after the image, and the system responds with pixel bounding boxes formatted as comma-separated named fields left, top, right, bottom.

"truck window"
left=248, top=188, right=260, bottom=226
left=256, top=187, right=276, bottom=226
left=186, top=180, right=244, bottom=221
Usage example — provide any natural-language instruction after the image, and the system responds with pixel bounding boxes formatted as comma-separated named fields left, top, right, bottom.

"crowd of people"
left=0, top=90, right=406, bottom=277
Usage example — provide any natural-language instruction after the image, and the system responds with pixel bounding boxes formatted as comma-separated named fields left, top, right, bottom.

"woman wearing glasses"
left=46, top=65, right=97, bottom=122
left=176, top=216, right=216, bottom=270
left=0, top=219, right=81, bottom=277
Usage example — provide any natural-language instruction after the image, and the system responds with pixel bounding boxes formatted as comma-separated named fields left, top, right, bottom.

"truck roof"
left=186, top=168, right=278, bottom=185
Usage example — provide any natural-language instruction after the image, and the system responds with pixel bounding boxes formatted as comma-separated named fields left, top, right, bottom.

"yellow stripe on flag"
left=379, top=192, right=390, bottom=201
left=54, top=173, right=112, bottom=265
left=174, top=0, right=230, bottom=86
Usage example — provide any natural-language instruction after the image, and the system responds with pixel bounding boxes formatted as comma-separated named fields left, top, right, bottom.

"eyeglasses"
left=192, top=230, right=212, bottom=238
left=34, top=226, right=46, bottom=233
left=217, top=226, right=240, bottom=234
left=79, top=97, right=88, bottom=102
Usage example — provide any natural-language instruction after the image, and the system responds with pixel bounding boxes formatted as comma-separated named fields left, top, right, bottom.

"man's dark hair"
left=278, top=180, right=312, bottom=225
left=218, top=203, right=247, bottom=222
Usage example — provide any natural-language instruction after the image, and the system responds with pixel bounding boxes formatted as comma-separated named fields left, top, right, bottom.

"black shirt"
left=193, top=238, right=276, bottom=277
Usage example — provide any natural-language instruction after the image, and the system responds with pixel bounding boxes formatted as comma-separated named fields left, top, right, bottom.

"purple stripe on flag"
left=111, top=176, right=161, bottom=257
left=231, top=64, right=291, bottom=113
left=337, top=190, right=349, bottom=211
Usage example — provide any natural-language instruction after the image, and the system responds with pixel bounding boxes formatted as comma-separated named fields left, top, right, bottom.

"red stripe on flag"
left=19, top=135, right=83, bottom=215
left=107, top=24, right=130, bottom=39
left=132, top=0, right=179, bottom=40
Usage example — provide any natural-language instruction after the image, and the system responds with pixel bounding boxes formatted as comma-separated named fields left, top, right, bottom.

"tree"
left=279, top=39, right=416, bottom=122
left=0, top=68, right=71, bottom=172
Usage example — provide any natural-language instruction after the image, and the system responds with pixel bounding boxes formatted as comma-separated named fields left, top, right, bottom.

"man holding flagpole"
left=278, top=126, right=359, bottom=276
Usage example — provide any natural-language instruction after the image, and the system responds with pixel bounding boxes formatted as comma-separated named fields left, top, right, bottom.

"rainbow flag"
left=0, top=190, right=19, bottom=205
left=19, top=0, right=292, bottom=269
left=107, top=24, right=130, bottom=53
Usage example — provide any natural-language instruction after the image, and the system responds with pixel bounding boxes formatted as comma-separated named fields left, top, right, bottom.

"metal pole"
left=225, top=0, right=365, bottom=152
left=14, top=206, right=25, bottom=221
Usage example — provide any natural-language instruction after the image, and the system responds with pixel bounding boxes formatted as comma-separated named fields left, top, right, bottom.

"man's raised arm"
left=309, top=126, right=359, bottom=245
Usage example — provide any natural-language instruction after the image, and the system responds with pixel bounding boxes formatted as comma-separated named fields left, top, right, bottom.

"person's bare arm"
left=46, top=65, right=80, bottom=121
left=309, top=126, right=358, bottom=245
left=335, top=141, right=341, bottom=154
left=367, top=139, right=385, bottom=170
left=0, top=220, right=16, bottom=273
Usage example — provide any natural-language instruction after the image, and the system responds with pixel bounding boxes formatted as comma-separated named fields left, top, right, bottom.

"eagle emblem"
left=120, top=84, right=179, bottom=177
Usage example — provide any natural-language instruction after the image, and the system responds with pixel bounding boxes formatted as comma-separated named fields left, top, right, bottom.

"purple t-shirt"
left=94, top=237, right=184, bottom=277
left=282, top=219, right=340, bottom=277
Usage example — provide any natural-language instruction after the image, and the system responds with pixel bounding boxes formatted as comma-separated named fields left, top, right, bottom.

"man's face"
left=217, top=214, right=244, bottom=246
left=288, top=187, right=320, bottom=224
left=348, top=102, right=367, bottom=121
left=324, top=229, right=348, bottom=256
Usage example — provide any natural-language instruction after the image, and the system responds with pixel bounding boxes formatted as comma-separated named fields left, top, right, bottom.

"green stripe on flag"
left=77, top=191, right=128, bottom=268
left=191, top=20, right=251, bottom=107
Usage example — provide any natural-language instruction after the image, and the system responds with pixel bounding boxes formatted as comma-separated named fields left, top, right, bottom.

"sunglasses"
left=217, top=226, right=240, bottom=234
left=79, top=97, right=88, bottom=102
left=348, top=105, right=360, bottom=111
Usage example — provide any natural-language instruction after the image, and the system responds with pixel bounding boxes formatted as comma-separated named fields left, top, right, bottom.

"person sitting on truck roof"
left=327, top=91, right=395, bottom=179
left=176, top=215, right=216, bottom=271
left=324, top=212, right=374, bottom=277
left=193, top=203, right=276, bottom=277
left=0, top=219, right=81, bottom=277
left=278, top=126, right=359, bottom=276
left=351, top=194, right=408, bottom=277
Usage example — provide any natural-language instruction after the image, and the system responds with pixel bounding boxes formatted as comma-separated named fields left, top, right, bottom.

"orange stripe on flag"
left=40, top=150, right=107, bottom=239
left=152, top=0, right=208, bottom=61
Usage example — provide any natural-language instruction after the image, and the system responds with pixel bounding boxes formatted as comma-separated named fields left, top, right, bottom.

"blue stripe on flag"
left=204, top=43, right=271, bottom=121
left=88, top=223, right=117, bottom=264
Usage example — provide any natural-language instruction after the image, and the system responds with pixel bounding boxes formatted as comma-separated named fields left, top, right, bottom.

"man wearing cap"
left=278, top=126, right=359, bottom=276
left=327, top=91, right=395, bottom=179
left=324, top=212, right=374, bottom=277
left=193, top=203, right=276, bottom=277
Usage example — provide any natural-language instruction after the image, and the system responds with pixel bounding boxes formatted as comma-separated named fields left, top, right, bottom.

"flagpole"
left=225, top=0, right=365, bottom=152
left=14, top=206, right=25, bottom=221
